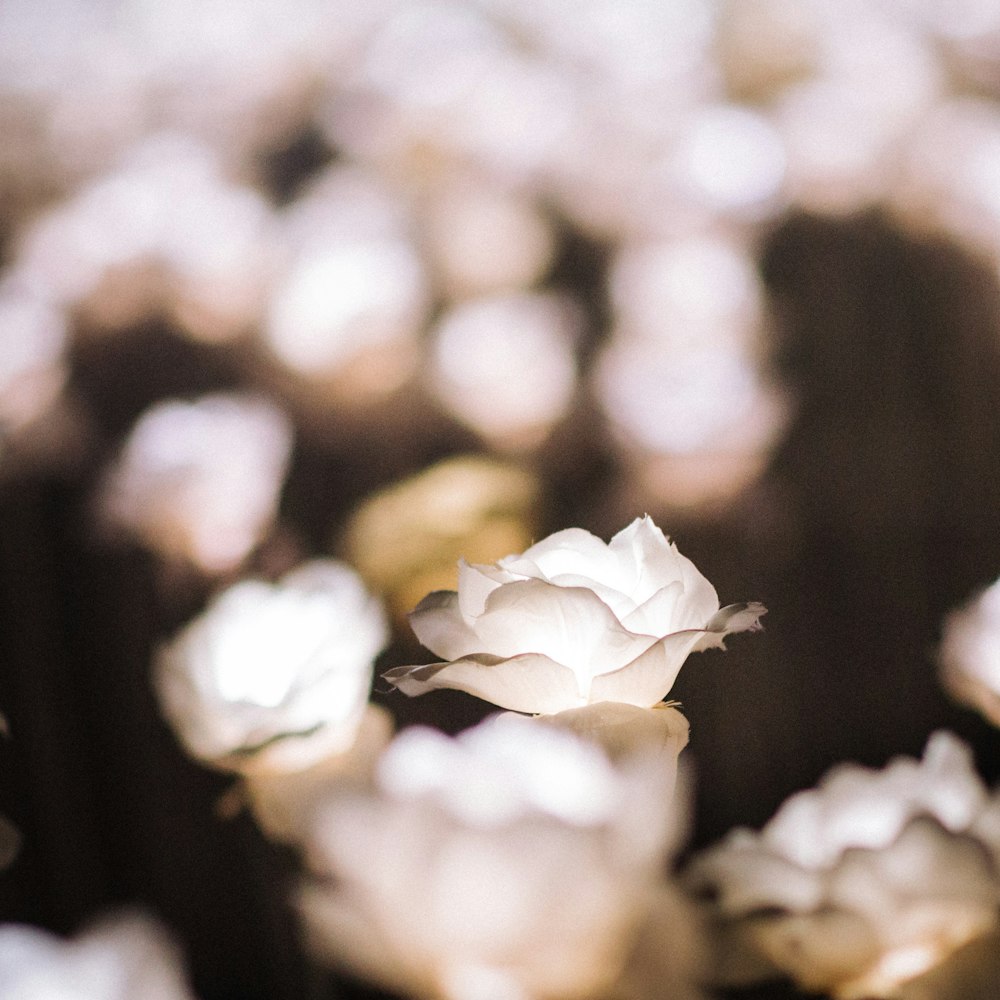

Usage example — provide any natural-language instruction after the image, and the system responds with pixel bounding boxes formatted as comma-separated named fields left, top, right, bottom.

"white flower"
left=686, top=733, right=1000, bottom=999
left=0, top=911, right=196, bottom=1000
left=301, top=713, right=702, bottom=1000
left=155, top=560, right=388, bottom=773
left=939, top=578, right=1000, bottom=727
left=98, top=393, right=293, bottom=574
left=384, top=515, right=764, bottom=714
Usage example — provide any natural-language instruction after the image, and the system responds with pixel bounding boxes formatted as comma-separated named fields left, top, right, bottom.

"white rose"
left=300, top=713, right=702, bottom=1000
left=0, top=912, right=196, bottom=1000
left=686, top=733, right=1000, bottom=999
left=384, top=515, right=764, bottom=714
left=155, top=560, right=388, bottom=774
left=98, top=392, right=293, bottom=574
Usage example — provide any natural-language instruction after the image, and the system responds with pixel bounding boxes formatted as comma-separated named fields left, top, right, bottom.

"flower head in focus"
left=0, top=911, right=197, bottom=1000
left=155, top=559, right=388, bottom=774
left=301, top=712, right=703, bottom=1000
left=98, top=392, right=293, bottom=574
left=939, top=577, right=1000, bottom=727
left=686, top=732, right=1000, bottom=999
left=384, top=515, right=764, bottom=714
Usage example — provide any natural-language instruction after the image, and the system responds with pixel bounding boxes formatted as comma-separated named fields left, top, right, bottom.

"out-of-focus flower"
left=426, top=291, right=579, bottom=450
left=341, top=454, right=539, bottom=623
left=890, top=98, right=1000, bottom=260
left=0, top=278, right=68, bottom=438
left=939, top=578, right=1000, bottom=727
left=301, top=712, right=702, bottom=1000
left=15, top=134, right=276, bottom=342
left=385, top=515, right=764, bottom=714
left=155, top=560, right=388, bottom=774
left=686, top=732, right=1000, bottom=999
left=530, top=701, right=691, bottom=819
left=244, top=702, right=393, bottom=845
left=669, top=104, right=786, bottom=219
left=0, top=911, right=197, bottom=1000
left=98, top=393, right=292, bottom=574
left=263, top=236, right=428, bottom=401
left=420, top=176, right=555, bottom=300
left=771, top=11, right=943, bottom=215
left=597, top=235, right=790, bottom=510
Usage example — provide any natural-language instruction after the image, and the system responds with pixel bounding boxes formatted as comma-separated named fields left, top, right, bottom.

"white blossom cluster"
left=4, top=513, right=1000, bottom=998
left=141, top=517, right=753, bottom=1000
left=686, top=732, right=1000, bottom=999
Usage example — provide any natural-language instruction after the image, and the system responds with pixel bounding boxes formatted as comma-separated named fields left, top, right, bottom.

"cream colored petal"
left=474, top=578, right=647, bottom=675
left=540, top=572, right=638, bottom=619
left=622, top=581, right=686, bottom=637
left=538, top=701, right=689, bottom=764
left=686, top=838, right=825, bottom=916
left=409, top=590, right=482, bottom=660
left=299, top=884, right=420, bottom=998
left=588, top=629, right=709, bottom=706
left=691, top=601, right=767, bottom=652
left=514, top=526, right=610, bottom=565
left=502, top=527, right=621, bottom=587
left=383, top=652, right=583, bottom=714
left=828, top=818, right=1000, bottom=925
left=456, top=559, right=509, bottom=618
left=898, top=928, right=1000, bottom=1000
left=749, top=909, right=882, bottom=997
left=609, top=516, right=718, bottom=615
left=245, top=704, right=394, bottom=844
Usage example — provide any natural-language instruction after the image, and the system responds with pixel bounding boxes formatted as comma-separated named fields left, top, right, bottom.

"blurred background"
left=2, top=1, right=1000, bottom=997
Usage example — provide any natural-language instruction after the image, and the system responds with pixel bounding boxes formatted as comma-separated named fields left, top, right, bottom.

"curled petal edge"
left=383, top=652, right=583, bottom=715
left=692, top=602, right=767, bottom=652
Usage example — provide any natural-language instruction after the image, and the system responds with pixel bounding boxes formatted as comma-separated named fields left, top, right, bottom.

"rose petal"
left=476, top=579, right=649, bottom=675
left=538, top=701, right=690, bottom=764
left=456, top=560, right=512, bottom=619
left=541, top=572, right=640, bottom=620
left=610, top=517, right=720, bottom=616
left=692, top=602, right=767, bottom=652
left=749, top=909, right=882, bottom=995
left=621, top=581, right=685, bottom=637
left=409, top=590, right=482, bottom=661
left=588, top=629, right=710, bottom=706
left=687, top=838, right=825, bottom=916
left=501, top=527, right=620, bottom=586
left=383, top=652, right=585, bottom=714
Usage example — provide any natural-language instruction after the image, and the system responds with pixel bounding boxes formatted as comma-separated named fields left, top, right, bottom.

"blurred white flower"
left=426, top=291, right=579, bottom=450
left=15, top=133, right=276, bottom=341
left=939, top=578, right=1000, bottom=727
left=533, top=700, right=689, bottom=784
left=263, top=237, right=428, bottom=387
left=0, top=911, right=197, bottom=1000
left=420, top=177, right=555, bottom=299
left=890, top=98, right=1000, bottom=260
left=385, top=515, right=764, bottom=713
left=0, top=277, right=68, bottom=437
left=155, top=559, right=388, bottom=774
left=244, top=702, right=394, bottom=845
left=687, top=732, right=1000, bottom=999
left=301, top=712, right=702, bottom=1000
left=98, top=393, right=292, bottom=574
